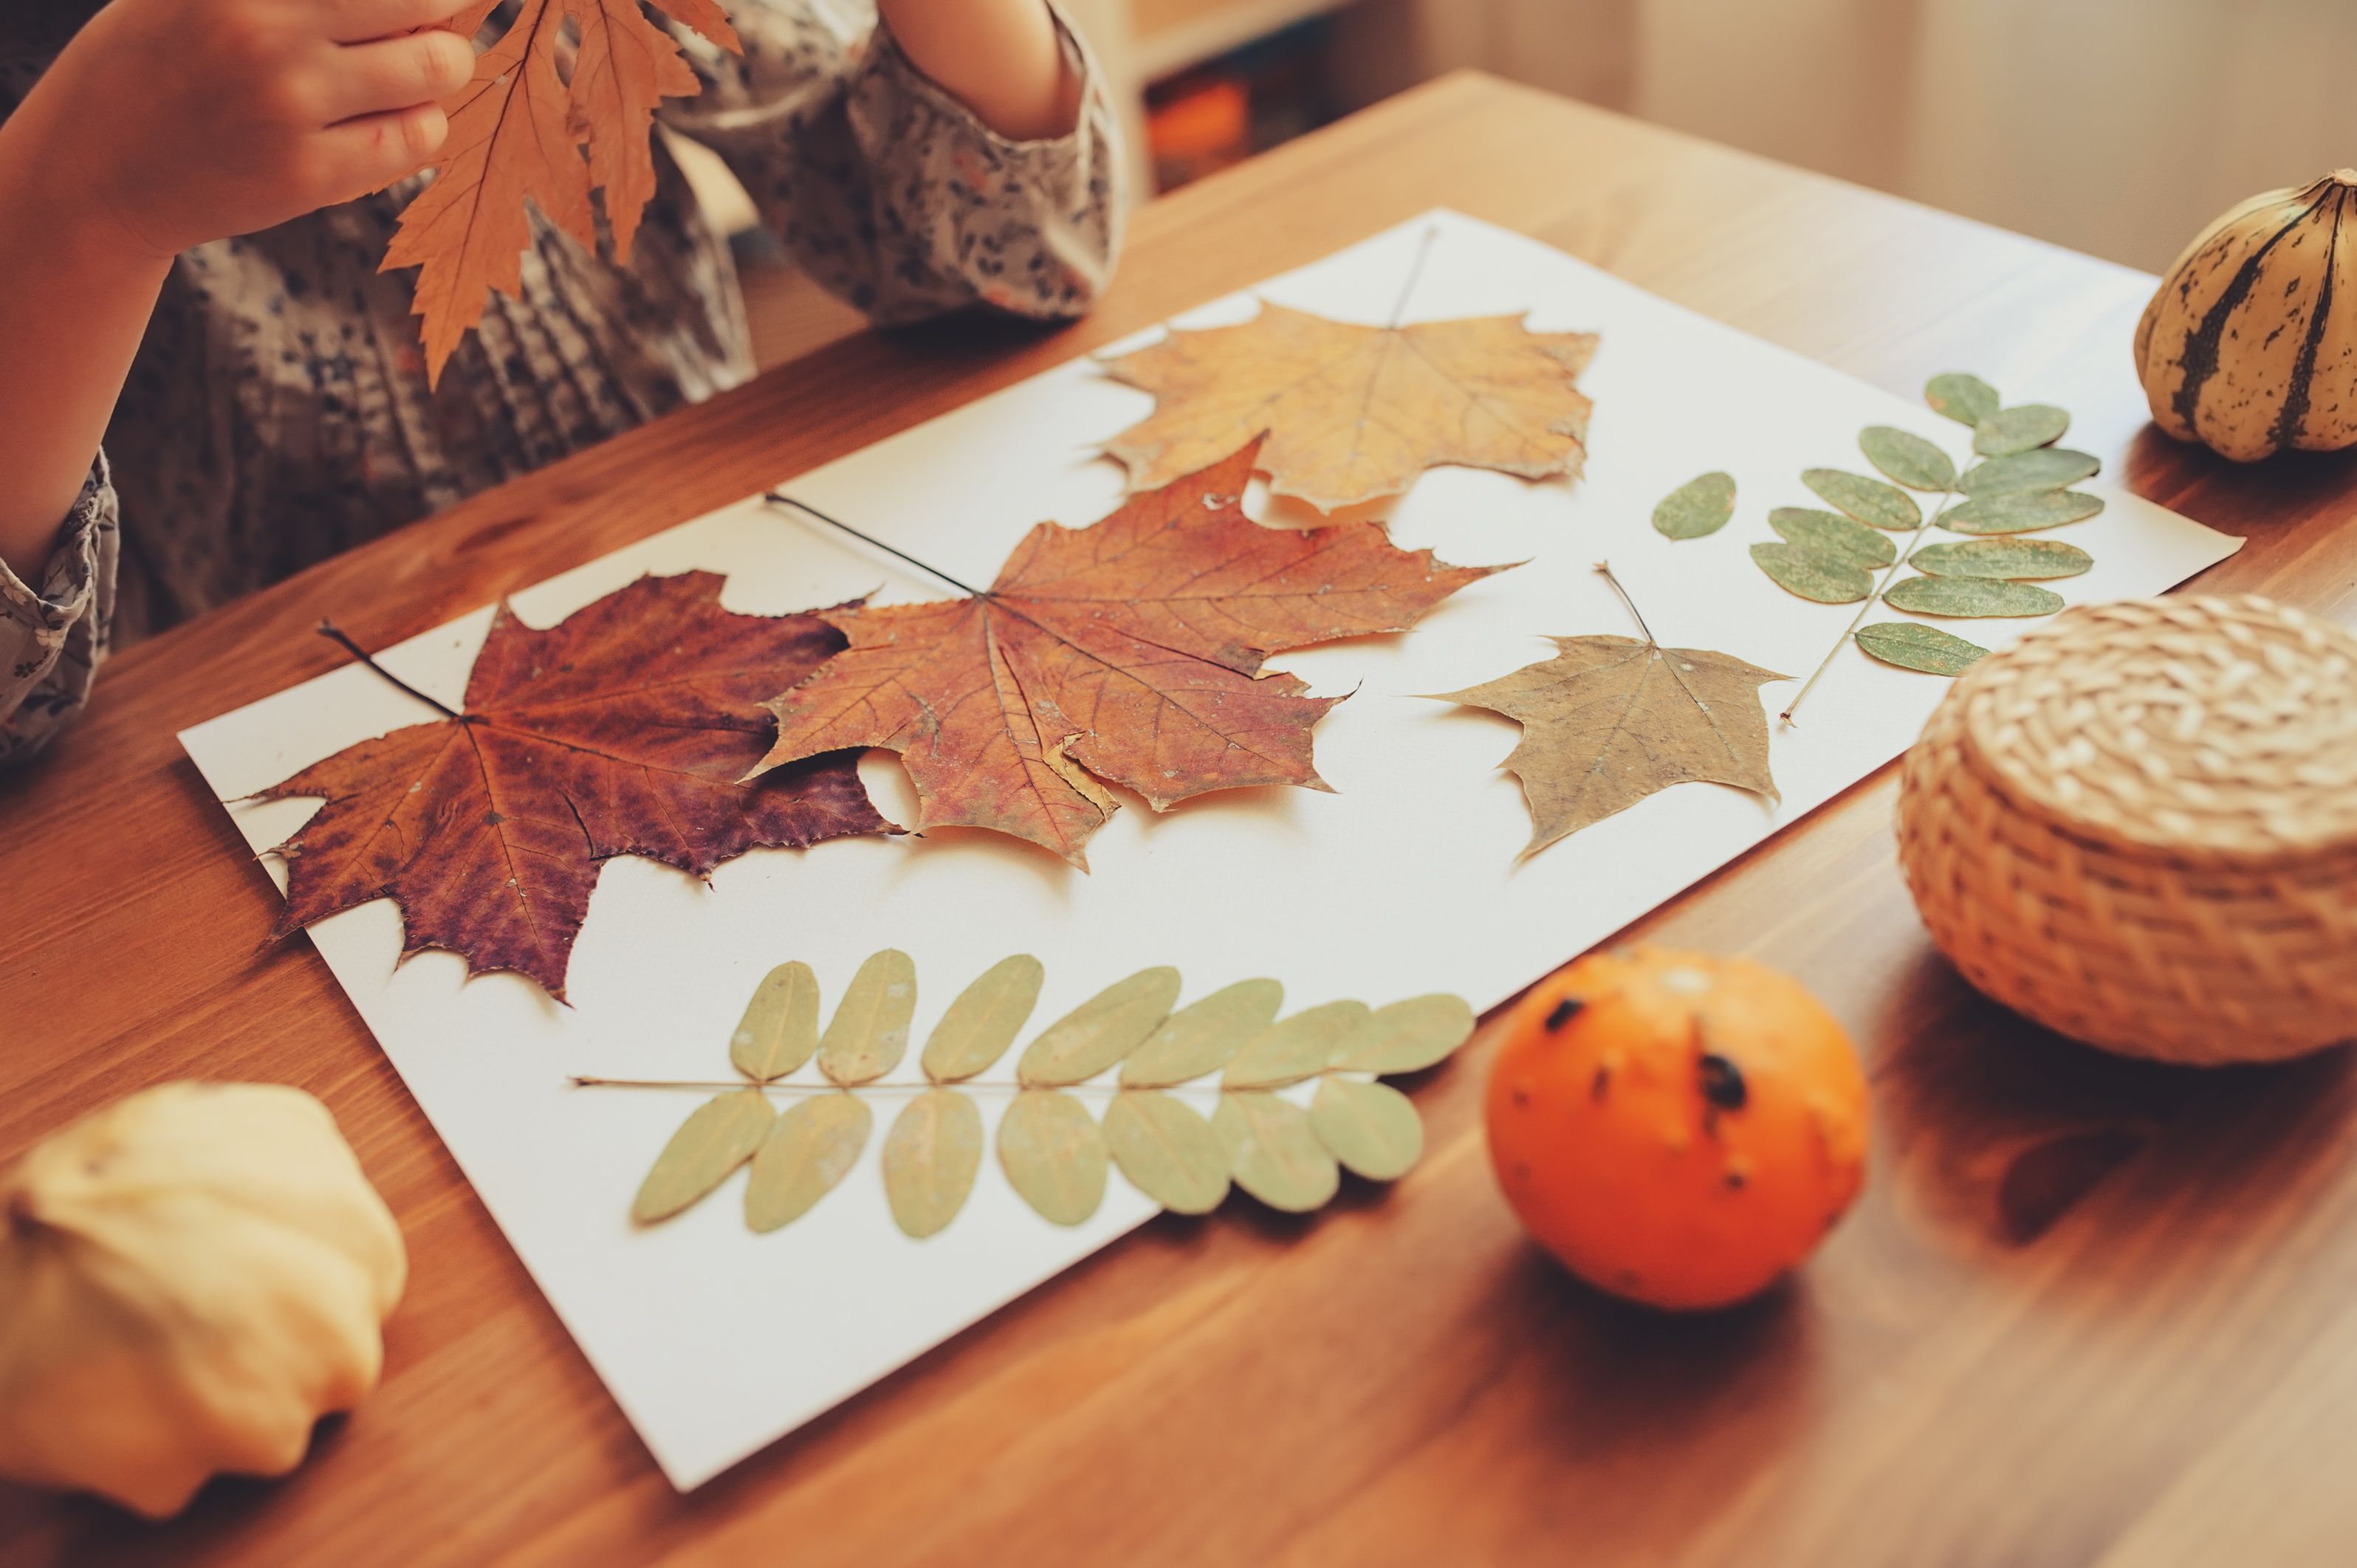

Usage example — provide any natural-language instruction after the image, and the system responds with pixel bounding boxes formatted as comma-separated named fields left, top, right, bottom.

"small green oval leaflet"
left=921, top=954, right=1044, bottom=1083
left=818, top=949, right=916, bottom=1086
left=1912, top=537, right=2093, bottom=580
left=1958, top=447, right=2100, bottom=498
left=631, top=1090, right=775, bottom=1223
left=1769, top=507, right=1895, bottom=568
left=1651, top=471, right=1737, bottom=540
left=1214, top=1093, right=1339, bottom=1212
left=1222, top=1000, right=1373, bottom=1090
left=1102, top=1092, right=1229, bottom=1214
left=1856, top=620, right=1989, bottom=675
left=1120, top=978, right=1283, bottom=1088
left=997, top=1090, right=1110, bottom=1225
left=729, top=960, right=820, bottom=1082
left=1924, top=371, right=2000, bottom=427
left=1751, top=542, right=1873, bottom=605
left=1802, top=468, right=1921, bottom=531
left=1884, top=577, right=2065, bottom=618
left=882, top=1088, right=983, bottom=1238
left=1332, top=994, right=1475, bottom=1074
left=745, top=1094, right=871, bottom=1233
left=1308, top=1078, right=1424, bottom=1180
left=1857, top=426, right=1957, bottom=492
left=1937, top=490, right=2104, bottom=535
left=1973, top=404, right=2070, bottom=456
left=1016, top=966, right=1182, bottom=1087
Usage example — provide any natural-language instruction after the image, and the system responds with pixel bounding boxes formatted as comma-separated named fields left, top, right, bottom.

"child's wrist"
left=0, top=115, right=174, bottom=282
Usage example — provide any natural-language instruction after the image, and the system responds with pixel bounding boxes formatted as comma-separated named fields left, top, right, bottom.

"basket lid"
left=1956, top=595, right=2357, bottom=860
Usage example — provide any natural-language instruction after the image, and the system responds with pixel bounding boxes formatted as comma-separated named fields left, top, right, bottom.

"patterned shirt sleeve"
left=0, top=455, right=118, bottom=771
left=660, top=1, right=1123, bottom=323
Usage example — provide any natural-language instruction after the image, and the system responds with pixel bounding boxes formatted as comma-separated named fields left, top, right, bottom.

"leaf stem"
left=1387, top=222, right=1441, bottom=330
left=570, top=1076, right=1308, bottom=1095
left=315, top=621, right=462, bottom=720
left=1777, top=455, right=1976, bottom=724
left=1593, top=560, right=1657, bottom=646
left=764, top=493, right=991, bottom=599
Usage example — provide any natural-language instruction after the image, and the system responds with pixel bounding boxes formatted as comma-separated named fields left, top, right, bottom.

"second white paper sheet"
left=178, top=211, right=2240, bottom=1488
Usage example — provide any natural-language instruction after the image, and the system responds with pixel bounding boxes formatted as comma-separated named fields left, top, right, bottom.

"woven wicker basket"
left=1896, top=594, right=2357, bottom=1065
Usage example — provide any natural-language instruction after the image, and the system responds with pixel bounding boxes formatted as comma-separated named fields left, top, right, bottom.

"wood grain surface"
left=3, top=73, right=2353, bottom=1568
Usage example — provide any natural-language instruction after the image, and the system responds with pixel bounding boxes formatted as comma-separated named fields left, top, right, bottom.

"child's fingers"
left=325, top=0, right=483, bottom=46
left=312, top=103, right=451, bottom=193
left=318, top=31, right=476, bottom=125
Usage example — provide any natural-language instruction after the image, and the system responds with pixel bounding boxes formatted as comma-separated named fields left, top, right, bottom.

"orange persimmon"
left=1485, top=947, right=1867, bottom=1310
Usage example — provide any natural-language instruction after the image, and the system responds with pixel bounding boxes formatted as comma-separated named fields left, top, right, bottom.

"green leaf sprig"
left=1761, top=372, right=2106, bottom=716
left=589, top=954, right=1476, bottom=1238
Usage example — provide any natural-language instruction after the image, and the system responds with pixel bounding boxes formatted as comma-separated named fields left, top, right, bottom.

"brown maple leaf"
left=749, top=439, right=1503, bottom=867
left=1435, top=567, right=1785, bottom=857
left=385, top=0, right=740, bottom=385
left=255, top=572, right=888, bottom=1000
left=1099, top=302, right=1599, bottom=512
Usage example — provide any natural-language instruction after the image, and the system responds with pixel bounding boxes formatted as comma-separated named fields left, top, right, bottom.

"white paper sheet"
left=179, top=211, right=2240, bottom=1488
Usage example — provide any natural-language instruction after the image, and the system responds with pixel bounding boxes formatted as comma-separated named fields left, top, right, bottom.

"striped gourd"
left=2134, top=171, right=2357, bottom=462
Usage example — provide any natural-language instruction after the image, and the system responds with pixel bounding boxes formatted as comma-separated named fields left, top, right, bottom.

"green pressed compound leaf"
left=631, top=1090, right=775, bottom=1223
left=1215, top=1092, right=1339, bottom=1212
left=1856, top=620, right=1988, bottom=675
left=729, top=961, right=820, bottom=1083
left=1802, top=468, right=1921, bottom=531
left=745, top=1093, right=870, bottom=1232
left=922, top=954, right=1044, bottom=1083
left=1974, top=404, right=2069, bottom=456
left=1334, top=994, right=1475, bottom=1074
left=1925, top=371, right=2000, bottom=427
left=1958, top=447, right=2099, bottom=498
left=882, top=1087, right=982, bottom=1238
left=1652, top=471, right=1737, bottom=540
left=1121, top=978, right=1283, bottom=1088
left=1752, top=543, right=1874, bottom=604
left=1858, top=427, right=1957, bottom=492
left=998, top=1090, right=1109, bottom=1225
left=1102, top=1091, right=1229, bottom=1214
left=1884, top=577, right=2064, bottom=617
left=1912, top=537, right=2093, bottom=580
left=1309, top=1077, right=1424, bottom=1180
left=1224, top=1000, right=1373, bottom=1090
left=1770, top=507, right=1895, bottom=568
left=819, top=949, right=916, bottom=1086
left=1018, top=966, right=1181, bottom=1087
left=1937, top=490, right=2104, bottom=535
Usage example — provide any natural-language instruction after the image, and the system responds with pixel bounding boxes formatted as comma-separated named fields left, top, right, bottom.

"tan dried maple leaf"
left=255, top=572, right=887, bottom=1000
left=1099, top=302, right=1599, bottom=512
left=384, top=0, right=741, bottom=384
left=1435, top=568, right=1785, bottom=856
left=749, top=439, right=1503, bottom=866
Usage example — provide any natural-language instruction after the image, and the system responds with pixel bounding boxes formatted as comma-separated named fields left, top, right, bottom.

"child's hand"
left=21, top=0, right=476, bottom=262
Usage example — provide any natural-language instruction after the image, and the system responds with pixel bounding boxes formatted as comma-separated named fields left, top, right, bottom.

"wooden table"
left=5, top=72, right=2355, bottom=1568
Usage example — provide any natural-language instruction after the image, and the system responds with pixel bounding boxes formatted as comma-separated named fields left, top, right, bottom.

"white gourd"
left=0, top=1082, right=405, bottom=1518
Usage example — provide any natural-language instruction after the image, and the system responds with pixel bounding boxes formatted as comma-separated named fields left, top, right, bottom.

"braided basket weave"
left=1896, top=594, right=2357, bottom=1065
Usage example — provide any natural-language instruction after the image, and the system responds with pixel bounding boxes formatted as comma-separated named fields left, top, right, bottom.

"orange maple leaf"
left=384, top=0, right=741, bottom=385
left=748, top=439, right=1505, bottom=867
left=1099, top=303, right=1600, bottom=513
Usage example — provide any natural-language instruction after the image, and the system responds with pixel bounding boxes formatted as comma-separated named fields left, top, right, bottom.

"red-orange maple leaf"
left=385, top=0, right=741, bottom=385
left=256, top=573, right=888, bottom=1000
left=749, top=440, right=1504, bottom=867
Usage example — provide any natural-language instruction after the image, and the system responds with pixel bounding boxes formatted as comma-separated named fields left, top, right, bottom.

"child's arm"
left=0, top=0, right=473, bottom=581
left=877, top=0, right=1083, bottom=142
left=659, top=1, right=1122, bottom=327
